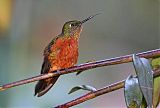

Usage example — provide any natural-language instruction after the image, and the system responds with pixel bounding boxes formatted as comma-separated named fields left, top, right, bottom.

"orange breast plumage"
left=48, top=37, right=79, bottom=71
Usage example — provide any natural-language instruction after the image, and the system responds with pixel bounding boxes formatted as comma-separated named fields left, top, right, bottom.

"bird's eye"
left=69, top=23, right=77, bottom=28
left=71, top=23, right=75, bottom=26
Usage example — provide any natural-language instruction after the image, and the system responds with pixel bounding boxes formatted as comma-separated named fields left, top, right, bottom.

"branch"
left=55, top=68, right=160, bottom=108
left=0, top=49, right=160, bottom=91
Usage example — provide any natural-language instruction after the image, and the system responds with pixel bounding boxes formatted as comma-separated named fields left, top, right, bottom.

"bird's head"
left=62, top=13, right=100, bottom=37
left=62, top=20, right=82, bottom=37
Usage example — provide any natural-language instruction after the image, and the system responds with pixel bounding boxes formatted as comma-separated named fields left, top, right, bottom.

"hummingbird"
left=34, top=14, right=100, bottom=97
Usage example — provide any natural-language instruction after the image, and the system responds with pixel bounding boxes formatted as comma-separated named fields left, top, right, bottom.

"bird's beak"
left=81, top=13, right=101, bottom=24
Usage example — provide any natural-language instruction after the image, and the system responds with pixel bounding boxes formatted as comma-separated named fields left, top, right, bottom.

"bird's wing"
left=41, top=57, right=51, bottom=74
left=41, top=36, right=59, bottom=74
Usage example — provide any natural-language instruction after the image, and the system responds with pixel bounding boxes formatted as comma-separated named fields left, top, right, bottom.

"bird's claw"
left=56, top=70, right=61, bottom=75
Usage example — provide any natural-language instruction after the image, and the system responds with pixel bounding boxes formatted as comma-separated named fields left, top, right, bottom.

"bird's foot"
left=64, top=68, right=69, bottom=72
left=56, top=69, right=61, bottom=75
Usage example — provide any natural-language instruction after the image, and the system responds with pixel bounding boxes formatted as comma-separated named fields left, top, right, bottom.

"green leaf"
left=68, top=85, right=97, bottom=94
left=151, top=58, right=160, bottom=108
left=124, top=75, right=143, bottom=108
left=141, top=97, right=147, bottom=108
left=132, top=54, right=153, bottom=108
left=153, top=76, right=160, bottom=108
left=151, top=57, right=160, bottom=69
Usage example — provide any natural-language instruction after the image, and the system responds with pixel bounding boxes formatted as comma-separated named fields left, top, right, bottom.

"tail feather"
left=34, top=76, right=59, bottom=97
